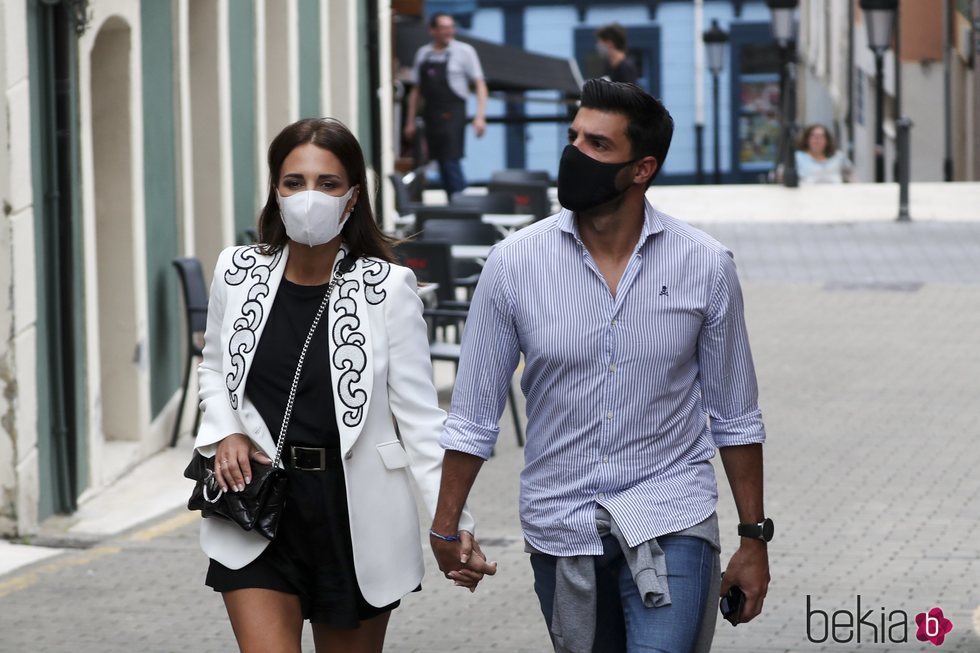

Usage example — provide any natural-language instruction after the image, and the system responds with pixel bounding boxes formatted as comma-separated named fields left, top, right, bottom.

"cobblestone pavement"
left=1, top=222, right=979, bottom=652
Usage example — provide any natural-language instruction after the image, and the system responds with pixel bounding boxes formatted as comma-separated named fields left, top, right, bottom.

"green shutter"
left=229, top=0, right=258, bottom=242
left=297, top=0, right=321, bottom=118
left=140, top=0, right=181, bottom=417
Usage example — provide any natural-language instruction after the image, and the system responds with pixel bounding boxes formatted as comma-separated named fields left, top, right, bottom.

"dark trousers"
left=437, top=158, right=466, bottom=197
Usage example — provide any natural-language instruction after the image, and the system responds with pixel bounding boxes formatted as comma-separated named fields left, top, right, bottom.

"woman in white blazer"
left=194, top=118, right=494, bottom=653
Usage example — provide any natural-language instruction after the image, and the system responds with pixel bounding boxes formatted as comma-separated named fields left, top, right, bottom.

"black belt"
left=287, top=446, right=342, bottom=471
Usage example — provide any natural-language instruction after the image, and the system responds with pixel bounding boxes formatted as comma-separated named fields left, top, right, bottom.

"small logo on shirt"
left=659, top=285, right=669, bottom=297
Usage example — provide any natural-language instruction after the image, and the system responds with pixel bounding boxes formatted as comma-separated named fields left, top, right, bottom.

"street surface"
left=1, top=221, right=979, bottom=652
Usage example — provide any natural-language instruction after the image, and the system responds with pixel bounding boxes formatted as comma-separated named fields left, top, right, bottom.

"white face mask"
left=277, top=186, right=357, bottom=247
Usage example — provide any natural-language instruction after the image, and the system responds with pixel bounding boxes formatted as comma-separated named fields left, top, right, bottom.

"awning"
left=395, top=21, right=583, bottom=97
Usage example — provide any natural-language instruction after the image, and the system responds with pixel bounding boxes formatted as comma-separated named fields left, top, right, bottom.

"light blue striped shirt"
left=441, top=199, right=766, bottom=556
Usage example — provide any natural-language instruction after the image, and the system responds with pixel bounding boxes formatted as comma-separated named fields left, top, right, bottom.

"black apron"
left=420, top=50, right=467, bottom=160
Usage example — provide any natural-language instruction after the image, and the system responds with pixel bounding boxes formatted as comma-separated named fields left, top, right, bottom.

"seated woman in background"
left=795, top=123, right=852, bottom=184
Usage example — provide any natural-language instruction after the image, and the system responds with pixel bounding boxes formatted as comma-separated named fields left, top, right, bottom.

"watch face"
left=762, top=518, right=774, bottom=541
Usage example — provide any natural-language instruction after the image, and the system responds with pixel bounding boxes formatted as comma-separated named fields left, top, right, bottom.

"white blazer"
left=194, top=243, right=474, bottom=608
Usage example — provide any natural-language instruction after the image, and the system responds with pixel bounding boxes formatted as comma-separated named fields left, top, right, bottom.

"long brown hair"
left=256, top=118, right=396, bottom=262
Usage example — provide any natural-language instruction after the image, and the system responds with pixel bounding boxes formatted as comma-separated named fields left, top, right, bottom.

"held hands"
left=720, top=540, right=770, bottom=624
left=430, top=530, right=497, bottom=592
left=213, top=433, right=273, bottom=493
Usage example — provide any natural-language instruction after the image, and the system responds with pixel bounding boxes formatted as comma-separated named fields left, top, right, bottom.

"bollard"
left=896, top=117, right=913, bottom=222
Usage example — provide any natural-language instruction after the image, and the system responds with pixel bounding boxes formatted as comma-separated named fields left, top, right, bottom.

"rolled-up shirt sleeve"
left=697, top=249, right=767, bottom=448
left=441, top=247, right=521, bottom=459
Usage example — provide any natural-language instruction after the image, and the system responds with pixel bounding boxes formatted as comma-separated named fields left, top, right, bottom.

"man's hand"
left=431, top=530, right=497, bottom=592
left=404, top=121, right=417, bottom=141
left=473, top=116, right=486, bottom=138
left=720, top=540, right=770, bottom=623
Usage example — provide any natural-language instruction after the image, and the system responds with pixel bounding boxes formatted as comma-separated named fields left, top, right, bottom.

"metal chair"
left=388, top=169, right=429, bottom=216
left=449, top=191, right=516, bottom=214
left=419, top=217, right=500, bottom=247
left=393, top=241, right=471, bottom=311
left=411, top=206, right=483, bottom=233
left=490, top=169, right=551, bottom=184
left=487, top=180, right=552, bottom=221
left=419, top=217, right=500, bottom=291
left=394, top=242, right=524, bottom=448
left=170, top=257, right=209, bottom=447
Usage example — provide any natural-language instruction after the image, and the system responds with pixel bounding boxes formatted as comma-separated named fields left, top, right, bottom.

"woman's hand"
left=213, top=433, right=273, bottom=492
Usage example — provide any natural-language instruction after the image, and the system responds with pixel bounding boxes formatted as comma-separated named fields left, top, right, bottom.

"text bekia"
left=806, top=595, right=908, bottom=644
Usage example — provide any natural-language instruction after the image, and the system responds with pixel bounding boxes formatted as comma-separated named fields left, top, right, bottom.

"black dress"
left=205, top=278, right=398, bottom=627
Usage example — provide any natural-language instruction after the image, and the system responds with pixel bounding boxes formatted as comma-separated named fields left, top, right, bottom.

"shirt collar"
left=558, top=196, right=665, bottom=249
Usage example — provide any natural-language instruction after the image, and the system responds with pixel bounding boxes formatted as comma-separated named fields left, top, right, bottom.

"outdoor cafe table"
left=451, top=244, right=492, bottom=264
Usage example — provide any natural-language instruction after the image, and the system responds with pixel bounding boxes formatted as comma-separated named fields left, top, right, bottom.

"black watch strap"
left=738, top=517, right=774, bottom=542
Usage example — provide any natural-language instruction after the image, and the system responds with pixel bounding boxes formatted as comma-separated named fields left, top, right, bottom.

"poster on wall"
left=738, top=75, right=781, bottom=173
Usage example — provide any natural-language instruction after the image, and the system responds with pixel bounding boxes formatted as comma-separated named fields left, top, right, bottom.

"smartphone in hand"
left=720, top=584, right=745, bottom=626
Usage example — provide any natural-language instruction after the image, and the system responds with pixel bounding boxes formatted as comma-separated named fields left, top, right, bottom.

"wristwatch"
left=738, top=518, right=774, bottom=542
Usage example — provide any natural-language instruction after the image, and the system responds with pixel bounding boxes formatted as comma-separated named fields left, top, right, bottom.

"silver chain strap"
left=271, top=272, right=343, bottom=468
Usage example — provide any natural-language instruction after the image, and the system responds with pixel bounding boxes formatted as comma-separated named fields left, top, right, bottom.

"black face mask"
left=557, top=144, right=636, bottom=212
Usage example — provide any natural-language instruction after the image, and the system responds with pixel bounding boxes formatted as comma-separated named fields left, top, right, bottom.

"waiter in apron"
left=405, top=13, right=488, bottom=198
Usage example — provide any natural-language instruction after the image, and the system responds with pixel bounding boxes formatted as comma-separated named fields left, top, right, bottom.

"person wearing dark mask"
left=431, top=79, right=772, bottom=652
left=596, top=23, right=639, bottom=84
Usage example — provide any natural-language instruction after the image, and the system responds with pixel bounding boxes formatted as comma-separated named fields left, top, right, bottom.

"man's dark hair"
left=429, top=12, right=453, bottom=28
left=596, top=24, right=628, bottom=52
left=579, top=78, right=673, bottom=182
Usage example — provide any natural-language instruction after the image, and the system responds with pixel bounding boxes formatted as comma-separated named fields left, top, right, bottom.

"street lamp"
left=703, top=20, right=728, bottom=185
left=767, top=0, right=799, bottom=187
left=860, top=0, right=897, bottom=182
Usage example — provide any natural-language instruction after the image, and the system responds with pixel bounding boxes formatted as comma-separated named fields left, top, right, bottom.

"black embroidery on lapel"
left=333, top=246, right=355, bottom=276
left=224, top=246, right=283, bottom=409
left=362, top=258, right=391, bottom=305
left=332, top=273, right=368, bottom=428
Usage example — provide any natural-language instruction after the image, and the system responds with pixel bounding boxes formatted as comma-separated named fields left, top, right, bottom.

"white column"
left=217, top=0, right=235, bottom=246
left=377, top=1, right=395, bottom=229
left=254, top=0, right=269, bottom=196
left=177, top=0, right=195, bottom=254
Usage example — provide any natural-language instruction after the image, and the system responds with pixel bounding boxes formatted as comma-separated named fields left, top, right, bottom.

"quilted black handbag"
left=184, top=452, right=287, bottom=540
left=185, top=270, right=343, bottom=541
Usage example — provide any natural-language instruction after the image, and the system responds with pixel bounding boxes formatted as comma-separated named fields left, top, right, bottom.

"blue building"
left=429, top=0, right=783, bottom=185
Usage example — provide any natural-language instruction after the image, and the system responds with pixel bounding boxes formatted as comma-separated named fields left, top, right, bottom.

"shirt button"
left=344, top=450, right=353, bottom=460
left=597, top=492, right=605, bottom=499
left=606, top=411, right=613, bottom=420
left=602, top=455, right=609, bottom=463
left=609, top=363, right=616, bottom=373
left=611, top=319, right=617, bottom=326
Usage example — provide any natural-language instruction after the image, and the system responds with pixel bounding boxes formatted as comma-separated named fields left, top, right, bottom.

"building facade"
left=797, top=0, right=978, bottom=182
left=423, top=0, right=784, bottom=184
left=422, top=0, right=978, bottom=185
left=0, top=0, right=393, bottom=537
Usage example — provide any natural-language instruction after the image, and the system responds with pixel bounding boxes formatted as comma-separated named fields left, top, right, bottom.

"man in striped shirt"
left=431, top=79, right=771, bottom=652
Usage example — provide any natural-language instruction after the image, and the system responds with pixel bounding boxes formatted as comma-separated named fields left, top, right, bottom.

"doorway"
left=90, top=19, right=141, bottom=443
